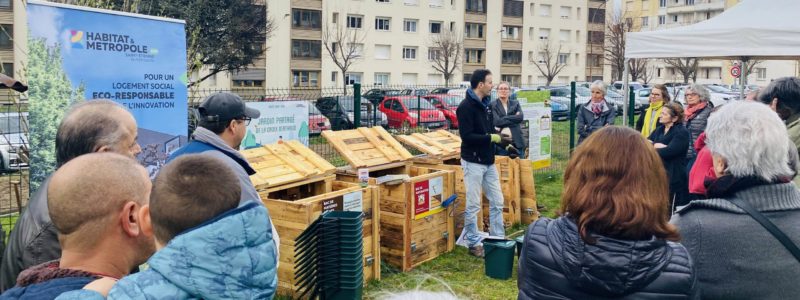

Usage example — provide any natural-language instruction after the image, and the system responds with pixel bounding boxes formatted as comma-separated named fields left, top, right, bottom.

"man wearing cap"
left=168, top=92, right=280, bottom=259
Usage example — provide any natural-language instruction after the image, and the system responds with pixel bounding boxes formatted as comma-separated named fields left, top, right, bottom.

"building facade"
left=0, top=0, right=25, bottom=82
left=622, top=0, right=798, bottom=86
left=261, top=0, right=589, bottom=90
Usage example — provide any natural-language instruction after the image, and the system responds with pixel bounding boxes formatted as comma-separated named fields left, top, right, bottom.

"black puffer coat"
left=518, top=217, right=697, bottom=300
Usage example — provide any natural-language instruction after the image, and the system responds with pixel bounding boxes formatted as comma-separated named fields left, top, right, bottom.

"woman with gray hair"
left=671, top=101, right=800, bottom=300
left=576, top=80, right=615, bottom=144
left=683, top=84, right=713, bottom=171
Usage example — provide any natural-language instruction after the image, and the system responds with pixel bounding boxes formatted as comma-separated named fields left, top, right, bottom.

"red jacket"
left=688, top=132, right=716, bottom=195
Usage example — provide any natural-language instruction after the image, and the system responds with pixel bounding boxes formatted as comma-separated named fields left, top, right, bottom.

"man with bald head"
left=0, top=153, right=153, bottom=299
left=0, top=100, right=142, bottom=291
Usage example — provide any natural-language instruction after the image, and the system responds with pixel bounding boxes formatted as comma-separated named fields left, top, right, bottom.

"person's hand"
left=500, top=133, right=513, bottom=144
left=506, top=145, right=519, bottom=159
left=490, top=134, right=502, bottom=144
left=83, top=277, right=118, bottom=296
left=654, top=143, right=667, bottom=149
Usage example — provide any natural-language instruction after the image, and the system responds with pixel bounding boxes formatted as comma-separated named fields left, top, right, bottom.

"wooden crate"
left=396, top=130, right=462, bottom=163
left=321, top=126, right=414, bottom=168
left=518, top=159, right=540, bottom=224
left=414, top=156, right=522, bottom=234
left=340, top=166, right=455, bottom=272
left=266, top=181, right=380, bottom=298
left=241, top=140, right=336, bottom=191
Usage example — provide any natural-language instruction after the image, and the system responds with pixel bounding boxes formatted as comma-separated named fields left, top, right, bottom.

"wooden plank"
left=358, top=127, right=400, bottom=162
left=283, top=140, right=336, bottom=175
left=397, top=135, right=443, bottom=156
left=322, top=130, right=368, bottom=167
left=373, top=126, right=414, bottom=161
left=413, top=133, right=450, bottom=155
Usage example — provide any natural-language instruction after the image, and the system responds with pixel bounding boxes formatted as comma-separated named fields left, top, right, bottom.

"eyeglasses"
left=498, top=87, right=511, bottom=90
left=685, top=93, right=698, bottom=97
left=238, top=117, right=252, bottom=126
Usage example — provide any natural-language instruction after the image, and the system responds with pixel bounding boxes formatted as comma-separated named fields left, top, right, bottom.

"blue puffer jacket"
left=57, top=202, right=277, bottom=300
left=518, top=217, right=698, bottom=300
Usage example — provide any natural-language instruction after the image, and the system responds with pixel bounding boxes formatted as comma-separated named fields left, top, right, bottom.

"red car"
left=309, top=105, right=331, bottom=135
left=379, top=96, right=446, bottom=130
left=424, top=94, right=462, bottom=129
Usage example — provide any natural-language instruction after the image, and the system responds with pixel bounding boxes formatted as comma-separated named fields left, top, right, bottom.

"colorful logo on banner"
left=69, top=30, right=84, bottom=48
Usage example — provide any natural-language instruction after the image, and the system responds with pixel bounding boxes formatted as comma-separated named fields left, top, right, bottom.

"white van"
left=612, top=81, right=644, bottom=91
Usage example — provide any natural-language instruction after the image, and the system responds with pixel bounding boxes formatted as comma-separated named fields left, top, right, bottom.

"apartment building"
left=585, top=0, right=609, bottom=82
left=262, top=0, right=589, bottom=89
left=622, top=0, right=798, bottom=85
left=0, top=0, right=24, bottom=82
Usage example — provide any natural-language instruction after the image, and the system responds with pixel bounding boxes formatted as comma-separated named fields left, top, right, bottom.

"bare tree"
left=531, top=41, right=568, bottom=86
left=641, top=62, right=657, bottom=84
left=628, top=58, right=649, bottom=83
left=323, top=22, right=366, bottom=95
left=663, top=58, right=699, bottom=84
left=604, top=8, right=638, bottom=81
left=428, top=28, right=463, bottom=87
left=728, top=59, right=763, bottom=82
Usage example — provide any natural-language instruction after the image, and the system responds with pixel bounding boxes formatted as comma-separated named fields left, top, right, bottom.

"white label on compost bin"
left=343, top=191, right=363, bottom=212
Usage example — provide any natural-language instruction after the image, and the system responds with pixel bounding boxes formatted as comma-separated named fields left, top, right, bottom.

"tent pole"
left=623, top=59, right=630, bottom=127
left=740, top=58, right=748, bottom=100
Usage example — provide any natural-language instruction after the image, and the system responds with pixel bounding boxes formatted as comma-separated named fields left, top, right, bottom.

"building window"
left=672, top=15, right=678, bottom=23
left=345, top=72, right=363, bottom=85
left=501, top=50, right=521, bottom=65
left=0, top=0, right=10, bottom=9
left=428, top=48, right=442, bottom=61
left=0, top=24, right=11, bottom=49
left=233, top=80, right=265, bottom=88
left=588, top=8, right=605, bottom=24
left=292, top=71, right=319, bottom=88
left=466, top=0, right=487, bottom=13
left=756, top=68, right=767, bottom=79
left=528, top=27, right=534, bottom=40
left=350, top=43, right=364, bottom=57
left=1, top=63, right=11, bottom=77
left=292, top=9, right=321, bottom=29
left=558, top=53, right=569, bottom=65
left=402, top=47, right=417, bottom=60
left=404, top=0, right=418, bottom=5
left=559, top=30, right=570, bottom=42
left=347, top=15, right=363, bottom=29
left=376, top=0, right=390, bottom=2
left=706, top=12, right=711, bottom=19
left=332, top=12, right=339, bottom=23
left=430, top=21, right=442, bottom=33
left=404, top=19, right=418, bottom=32
left=642, top=16, right=649, bottom=27
left=529, top=3, right=534, bottom=16
left=658, top=15, right=666, bottom=25
left=374, top=44, right=391, bottom=59
left=402, top=73, right=418, bottom=85
left=685, top=0, right=694, bottom=5
left=375, top=73, right=390, bottom=85
left=588, top=31, right=604, bottom=44
left=501, top=26, right=520, bottom=40
left=587, top=54, right=602, bottom=67
left=465, top=49, right=484, bottom=64
left=539, top=28, right=550, bottom=40
left=429, top=0, right=443, bottom=7
left=660, top=0, right=667, bottom=7
left=560, top=6, right=571, bottom=19
left=291, top=40, right=322, bottom=59
left=503, top=0, right=523, bottom=17
left=465, top=23, right=485, bottom=39
left=375, top=17, right=391, bottom=31
left=501, top=75, right=520, bottom=87
left=331, top=71, right=338, bottom=82
left=540, top=4, right=551, bottom=17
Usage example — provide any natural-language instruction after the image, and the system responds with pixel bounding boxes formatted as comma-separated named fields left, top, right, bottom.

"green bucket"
left=483, top=239, right=517, bottom=280
left=514, top=236, right=525, bottom=258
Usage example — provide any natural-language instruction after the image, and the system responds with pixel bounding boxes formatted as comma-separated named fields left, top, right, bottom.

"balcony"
left=667, top=1, right=724, bottom=14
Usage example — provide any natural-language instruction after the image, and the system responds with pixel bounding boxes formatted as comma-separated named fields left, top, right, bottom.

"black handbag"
left=728, top=198, right=800, bottom=263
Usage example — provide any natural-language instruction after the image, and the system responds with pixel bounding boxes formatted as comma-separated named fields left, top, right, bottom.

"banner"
left=520, top=102, right=552, bottom=170
left=241, top=101, right=310, bottom=149
left=27, top=1, right=187, bottom=186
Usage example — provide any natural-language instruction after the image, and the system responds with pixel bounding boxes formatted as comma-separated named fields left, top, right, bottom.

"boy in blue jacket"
left=59, top=154, right=278, bottom=299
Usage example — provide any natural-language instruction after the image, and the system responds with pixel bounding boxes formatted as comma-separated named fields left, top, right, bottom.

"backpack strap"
left=728, top=197, right=800, bottom=262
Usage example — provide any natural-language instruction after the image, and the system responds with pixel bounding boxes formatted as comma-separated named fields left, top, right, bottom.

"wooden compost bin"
left=323, top=127, right=455, bottom=271
left=398, top=130, right=522, bottom=233
left=241, top=141, right=381, bottom=298
left=518, top=159, right=540, bottom=225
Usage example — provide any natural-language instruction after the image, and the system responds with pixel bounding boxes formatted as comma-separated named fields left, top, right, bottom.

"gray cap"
left=197, top=92, right=260, bottom=123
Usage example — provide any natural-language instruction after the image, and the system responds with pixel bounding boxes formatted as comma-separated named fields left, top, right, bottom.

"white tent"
left=626, top=0, right=800, bottom=60
left=619, top=0, right=800, bottom=120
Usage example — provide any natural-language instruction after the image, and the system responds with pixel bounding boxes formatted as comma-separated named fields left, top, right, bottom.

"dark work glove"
left=506, top=145, right=519, bottom=159
left=500, top=133, right=513, bottom=146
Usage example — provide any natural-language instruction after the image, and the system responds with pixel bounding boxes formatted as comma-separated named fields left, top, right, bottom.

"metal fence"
left=0, top=90, right=30, bottom=243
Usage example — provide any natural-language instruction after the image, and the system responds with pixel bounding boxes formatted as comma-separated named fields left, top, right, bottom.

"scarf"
left=641, top=101, right=664, bottom=138
left=590, top=101, right=605, bottom=116
left=685, top=102, right=708, bottom=121
left=16, top=260, right=102, bottom=287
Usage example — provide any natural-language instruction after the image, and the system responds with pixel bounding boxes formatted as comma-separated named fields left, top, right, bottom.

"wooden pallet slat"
left=323, top=126, right=413, bottom=168
left=242, top=141, right=337, bottom=189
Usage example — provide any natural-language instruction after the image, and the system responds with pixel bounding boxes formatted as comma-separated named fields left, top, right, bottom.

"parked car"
left=704, top=84, right=741, bottom=99
left=424, top=94, right=461, bottom=129
left=399, top=88, right=429, bottom=96
left=542, top=86, right=591, bottom=111
left=0, top=112, right=28, bottom=172
left=379, top=96, right=446, bottom=130
left=430, top=87, right=454, bottom=94
left=308, top=105, right=331, bottom=135
left=612, top=81, right=644, bottom=91
left=550, top=100, right=570, bottom=121
left=315, top=96, right=388, bottom=130
left=362, top=88, right=402, bottom=105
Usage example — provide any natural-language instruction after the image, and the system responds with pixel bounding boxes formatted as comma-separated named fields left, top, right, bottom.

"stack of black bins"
left=295, top=211, right=364, bottom=300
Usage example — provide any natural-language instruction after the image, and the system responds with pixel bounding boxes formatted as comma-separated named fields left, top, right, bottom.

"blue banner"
left=27, top=1, right=187, bottom=186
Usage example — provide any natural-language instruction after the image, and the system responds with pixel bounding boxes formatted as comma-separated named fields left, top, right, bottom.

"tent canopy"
left=625, top=0, right=800, bottom=60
